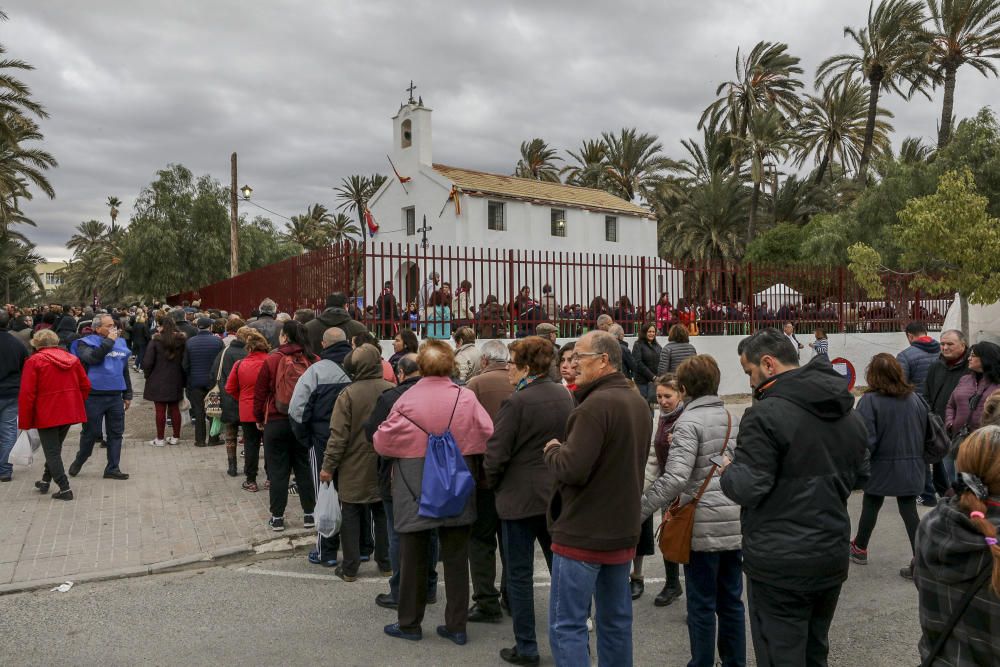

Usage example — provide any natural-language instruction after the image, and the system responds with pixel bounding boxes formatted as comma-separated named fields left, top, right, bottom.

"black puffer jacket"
left=209, top=339, right=248, bottom=424
left=720, top=357, right=870, bottom=591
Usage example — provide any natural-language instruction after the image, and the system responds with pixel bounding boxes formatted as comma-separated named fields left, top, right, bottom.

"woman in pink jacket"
left=374, top=339, right=493, bottom=646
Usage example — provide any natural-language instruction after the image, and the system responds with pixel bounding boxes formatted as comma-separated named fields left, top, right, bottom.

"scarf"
left=653, top=403, right=685, bottom=473
left=516, top=374, right=540, bottom=392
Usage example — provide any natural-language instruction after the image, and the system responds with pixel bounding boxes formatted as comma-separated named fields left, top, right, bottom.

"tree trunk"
left=960, top=293, right=970, bottom=341
left=938, top=61, right=957, bottom=149
left=748, top=181, right=760, bottom=243
left=814, top=136, right=835, bottom=186
left=856, top=74, right=881, bottom=185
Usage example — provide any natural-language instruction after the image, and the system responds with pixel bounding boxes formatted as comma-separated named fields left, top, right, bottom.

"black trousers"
left=398, top=525, right=470, bottom=635
left=341, top=501, right=389, bottom=576
left=187, top=387, right=208, bottom=445
left=263, top=420, right=315, bottom=518
left=469, top=487, right=506, bottom=614
left=853, top=494, right=920, bottom=553
left=747, top=578, right=842, bottom=667
left=39, top=425, right=71, bottom=490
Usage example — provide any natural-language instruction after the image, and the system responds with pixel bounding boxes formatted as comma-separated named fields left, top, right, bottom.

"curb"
left=0, top=528, right=314, bottom=596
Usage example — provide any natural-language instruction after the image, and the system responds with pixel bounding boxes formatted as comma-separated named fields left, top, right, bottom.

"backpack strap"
left=398, top=386, right=462, bottom=436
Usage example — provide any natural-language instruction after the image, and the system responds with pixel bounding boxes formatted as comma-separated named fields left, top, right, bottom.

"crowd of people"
left=342, top=276, right=947, bottom=341
left=2, top=295, right=999, bottom=666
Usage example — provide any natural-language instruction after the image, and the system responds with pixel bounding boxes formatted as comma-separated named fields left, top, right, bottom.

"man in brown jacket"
left=320, top=344, right=394, bottom=582
left=464, top=339, right=514, bottom=622
left=543, top=330, right=651, bottom=666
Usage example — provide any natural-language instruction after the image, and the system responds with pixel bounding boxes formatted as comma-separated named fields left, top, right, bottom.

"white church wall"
left=376, top=330, right=909, bottom=396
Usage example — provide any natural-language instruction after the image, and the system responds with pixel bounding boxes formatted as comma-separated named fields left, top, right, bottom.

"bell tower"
left=392, top=81, right=432, bottom=173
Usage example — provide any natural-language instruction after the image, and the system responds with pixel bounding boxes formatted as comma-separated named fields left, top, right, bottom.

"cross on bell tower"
left=406, top=80, right=417, bottom=104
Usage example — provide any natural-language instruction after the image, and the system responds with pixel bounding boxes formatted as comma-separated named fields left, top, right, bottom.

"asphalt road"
left=1, top=492, right=924, bottom=667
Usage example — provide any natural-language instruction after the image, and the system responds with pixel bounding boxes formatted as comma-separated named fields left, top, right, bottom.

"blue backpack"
left=399, top=390, right=475, bottom=519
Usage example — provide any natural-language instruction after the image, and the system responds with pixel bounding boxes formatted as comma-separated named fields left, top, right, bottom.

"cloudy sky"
left=5, top=1, right=996, bottom=260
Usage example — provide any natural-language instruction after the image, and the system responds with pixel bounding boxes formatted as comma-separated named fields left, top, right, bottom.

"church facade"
left=367, top=98, right=658, bottom=254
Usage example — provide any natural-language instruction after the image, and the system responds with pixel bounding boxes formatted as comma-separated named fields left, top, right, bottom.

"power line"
left=242, top=198, right=293, bottom=222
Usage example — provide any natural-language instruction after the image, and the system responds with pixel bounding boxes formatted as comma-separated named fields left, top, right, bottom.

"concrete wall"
left=378, top=331, right=911, bottom=396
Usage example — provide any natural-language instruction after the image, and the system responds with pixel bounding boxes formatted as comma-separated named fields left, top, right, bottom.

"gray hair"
left=586, top=330, right=622, bottom=370
left=322, top=326, right=347, bottom=346
left=941, top=329, right=968, bottom=346
left=276, top=312, right=291, bottom=322
left=258, top=298, right=277, bottom=315
left=481, top=339, right=510, bottom=363
left=397, top=353, right=419, bottom=377
left=596, top=314, right=614, bottom=328
left=608, top=324, right=625, bottom=340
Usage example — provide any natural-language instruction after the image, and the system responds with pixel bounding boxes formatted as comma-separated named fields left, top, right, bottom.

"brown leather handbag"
left=656, top=410, right=731, bottom=564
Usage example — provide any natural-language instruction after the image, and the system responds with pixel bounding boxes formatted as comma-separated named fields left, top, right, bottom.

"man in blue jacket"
left=289, top=326, right=353, bottom=567
left=183, top=317, right=224, bottom=447
left=68, top=314, right=133, bottom=480
left=896, top=321, right=941, bottom=399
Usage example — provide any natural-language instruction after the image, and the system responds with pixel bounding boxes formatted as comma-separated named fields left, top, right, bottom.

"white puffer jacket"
left=640, top=395, right=742, bottom=552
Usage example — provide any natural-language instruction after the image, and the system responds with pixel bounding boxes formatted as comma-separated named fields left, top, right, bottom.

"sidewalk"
left=0, top=373, right=314, bottom=590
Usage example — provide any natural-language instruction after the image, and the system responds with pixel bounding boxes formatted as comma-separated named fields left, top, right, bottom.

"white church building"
left=364, top=93, right=673, bottom=312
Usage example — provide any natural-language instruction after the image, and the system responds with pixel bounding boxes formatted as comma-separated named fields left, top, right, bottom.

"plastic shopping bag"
left=315, top=481, right=342, bottom=538
left=9, top=430, right=35, bottom=466
left=209, top=417, right=223, bottom=438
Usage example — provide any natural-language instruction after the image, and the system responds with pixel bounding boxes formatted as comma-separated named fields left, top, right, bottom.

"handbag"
left=204, top=353, right=226, bottom=419
left=919, top=395, right=950, bottom=464
left=656, top=410, right=732, bottom=565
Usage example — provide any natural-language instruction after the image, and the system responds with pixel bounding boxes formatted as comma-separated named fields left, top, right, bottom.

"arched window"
left=401, top=119, right=412, bottom=148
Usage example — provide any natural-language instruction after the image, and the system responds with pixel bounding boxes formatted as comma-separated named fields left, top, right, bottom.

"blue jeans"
left=683, top=549, right=746, bottom=667
left=384, top=498, right=438, bottom=601
left=74, top=393, right=126, bottom=473
left=549, top=553, right=632, bottom=666
left=502, top=516, right=553, bottom=658
left=0, top=397, right=18, bottom=477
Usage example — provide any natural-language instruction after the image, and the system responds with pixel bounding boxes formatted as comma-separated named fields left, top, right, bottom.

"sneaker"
left=384, top=623, right=421, bottom=641
left=303, top=514, right=315, bottom=529
left=52, top=488, right=74, bottom=501
left=900, top=563, right=914, bottom=580
left=917, top=496, right=938, bottom=507
left=289, top=481, right=298, bottom=496
left=268, top=516, right=285, bottom=532
left=436, top=625, right=467, bottom=646
left=166, top=436, right=179, bottom=446
left=149, top=439, right=165, bottom=447
left=850, top=540, right=868, bottom=565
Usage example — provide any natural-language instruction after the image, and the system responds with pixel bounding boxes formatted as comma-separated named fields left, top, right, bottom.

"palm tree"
left=927, top=0, right=1000, bottom=147
left=817, top=0, right=929, bottom=183
left=333, top=174, right=387, bottom=242
left=561, top=139, right=608, bottom=188
left=601, top=128, right=675, bottom=204
left=660, top=173, right=748, bottom=264
left=106, top=196, right=122, bottom=231
left=0, top=12, right=48, bottom=147
left=284, top=214, right=321, bottom=251
left=514, top=138, right=562, bottom=182
left=67, top=220, right=109, bottom=256
left=796, top=78, right=894, bottom=183
left=327, top=212, right=362, bottom=243
left=0, top=113, right=56, bottom=203
left=898, top=136, right=935, bottom=163
left=674, top=123, right=742, bottom=184
left=731, top=109, right=794, bottom=242
left=699, top=41, right=804, bottom=137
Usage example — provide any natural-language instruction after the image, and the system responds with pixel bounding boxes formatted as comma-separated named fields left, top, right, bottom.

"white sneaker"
left=149, top=438, right=165, bottom=447
left=166, top=436, right=179, bottom=446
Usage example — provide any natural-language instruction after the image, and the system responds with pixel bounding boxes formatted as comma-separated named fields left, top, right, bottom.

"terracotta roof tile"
left=432, top=164, right=655, bottom=219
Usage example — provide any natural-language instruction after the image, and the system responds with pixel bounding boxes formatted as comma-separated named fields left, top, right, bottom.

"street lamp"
left=241, top=184, right=253, bottom=200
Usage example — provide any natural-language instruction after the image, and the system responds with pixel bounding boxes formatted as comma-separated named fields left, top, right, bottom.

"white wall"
left=378, top=331, right=911, bottom=396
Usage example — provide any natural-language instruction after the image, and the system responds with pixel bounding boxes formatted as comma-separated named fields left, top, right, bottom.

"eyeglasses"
left=570, top=352, right=605, bottom=362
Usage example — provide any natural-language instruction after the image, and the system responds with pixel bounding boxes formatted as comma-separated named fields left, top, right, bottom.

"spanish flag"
left=364, top=208, right=379, bottom=238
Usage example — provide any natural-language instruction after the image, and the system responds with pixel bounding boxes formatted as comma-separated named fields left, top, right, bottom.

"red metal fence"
left=168, top=241, right=953, bottom=338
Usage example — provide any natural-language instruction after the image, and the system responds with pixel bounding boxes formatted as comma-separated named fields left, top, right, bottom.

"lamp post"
left=229, top=152, right=253, bottom=278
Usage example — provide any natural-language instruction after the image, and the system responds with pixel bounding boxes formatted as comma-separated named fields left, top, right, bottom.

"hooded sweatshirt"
left=305, top=307, right=367, bottom=355
left=18, top=347, right=91, bottom=429
left=720, top=357, right=870, bottom=591
left=897, top=336, right=942, bottom=399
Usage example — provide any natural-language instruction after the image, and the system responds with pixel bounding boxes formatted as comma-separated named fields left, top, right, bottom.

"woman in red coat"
left=18, top=329, right=91, bottom=500
left=225, top=328, right=270, bottom=492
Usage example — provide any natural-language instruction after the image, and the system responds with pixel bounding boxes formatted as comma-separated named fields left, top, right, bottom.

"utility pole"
left=230, top=152, right=239, bottom=278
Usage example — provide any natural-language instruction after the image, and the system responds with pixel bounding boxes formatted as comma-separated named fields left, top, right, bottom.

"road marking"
left=238, top=565, right=675, bottom=587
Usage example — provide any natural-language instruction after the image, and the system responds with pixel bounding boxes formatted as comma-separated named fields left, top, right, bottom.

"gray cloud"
left=4, top=0, right=995, bottom=260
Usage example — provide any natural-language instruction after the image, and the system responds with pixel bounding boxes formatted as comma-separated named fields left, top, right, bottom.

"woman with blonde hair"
left=19, top=329, right=91, bottom=500
left=914, top=425, right=1000, bottom=665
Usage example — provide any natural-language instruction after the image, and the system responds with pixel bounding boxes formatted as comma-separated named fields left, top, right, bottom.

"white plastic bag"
left=9, top=430, right=35, bottom=466
left=315, top=481, right=342, bottom=538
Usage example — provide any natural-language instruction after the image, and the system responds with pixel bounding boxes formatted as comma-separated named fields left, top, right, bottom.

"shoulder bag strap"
left=690, top=409, right=733, bottom=506
left=921, top=564, right=992, bottom=667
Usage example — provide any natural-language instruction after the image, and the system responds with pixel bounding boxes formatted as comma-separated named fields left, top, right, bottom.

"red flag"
left=450, top=186, right=462, bottom=216
left=364, top=208, right=379, bottom=237
left=387, top=156, right=411, bottom=184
